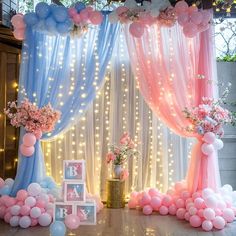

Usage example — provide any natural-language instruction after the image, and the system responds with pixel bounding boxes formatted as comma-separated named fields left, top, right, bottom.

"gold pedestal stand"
left=106, top=179, right=125, bottom=208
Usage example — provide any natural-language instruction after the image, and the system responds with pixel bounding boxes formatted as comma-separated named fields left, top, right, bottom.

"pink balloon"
left=130, top=191, right=138, bottom=199
left=34, top=130, right=42, bottom=140
left=89, top=11, right=103, bottom=25
left=174, top=182, right=186, bottom=193
left=116, top=6, right=128, bottom=16
left=150, top=196, right=162, bottom=210
left=186, top=202, right=194, bottom=211
left=203, top=132, right=216, bottom=144
left=175, top=1, right=189, bottom=14
left=16, top=190, right=28, bottom=201
left=11, top=14, right=25, bottom=28
left=13, top=29, right=25, bottom=40
left=201, top=10, right=211, bottom=24
left=186, top=198, right=193, bottom=205
left=128, top=199, right=137, bottom=209
left=129, top=22, right=145, bottom=38
left=17, top=201, right=24, bottom=207
left=159, top=206, right=168, bottom=215
left=140, top=193, right=151, bottom=206
left=86, top=6, right=93, bottom=12
left=68, top=7, right=77, bottom=17
left=222, top=208, right=235, bottom=223
left=215, top=208, right=222, bottom=216
left=4, top=212, right=12, bottom=223
left=20, top=205, right=31, bottom=216
left=162, top=195, right=173, bottom=207
left=65, top=214, right=80, bottom=230
left=184, top=212, right=190, bottom=221
left=5, top=197, right=16, bottom=207
left=139, top=14, right=154, bottom=26
left=192, top=191, right=201, bottom=200
left=190, top=11, right=203, bottom=25
left=0, top=206, right=6, bottom=219
left=188, top=6, right=198, bottom=13
left=177, top=12, right=189, bottom=26
left=169, top=204, right=177, bottom=215
left=148, top=188, right=159, bottom=197
left=176, top=198, right=185, bottom=208
left=80, top=9, right=89, bottom=22
left=0, top=178, right=4, bottom=188
left=212, top=216, right=225, bottom=230
left=36, top=200, right=46, bottom=208
left=183, top=22, right=198, bottom=38
left=31, top=218, right=38, bottom=227
left=190, top=215, right=202, bottom=227
left=143, top=205, right=153, bottom=215
left=20, top=144, right=35, bottom=157
left=189, top=206, right=197, bottom=216
left=23, top=133, right=36, bottom=147
left=201, top=143, right=214, bottom=156
left=181, top=191, right=191, bottom=200
left=176, top=208, right=186, bottom=219
left=202, top=220, right=213, bottom=231
left=203, top=208, right=215, bottom=220
left=73, top=14, right=81, bottom=24
left=198, top=23, right=209, bottom=33
left=194, top=198, right=204, bottom=209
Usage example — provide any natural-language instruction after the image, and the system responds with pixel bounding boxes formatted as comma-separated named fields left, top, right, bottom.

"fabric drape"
left=11, top=13, right=119, bottom=196
left=125, top=23, right=220, bottom=192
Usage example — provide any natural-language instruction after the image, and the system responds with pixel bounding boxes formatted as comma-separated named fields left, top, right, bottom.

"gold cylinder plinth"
left=106, top=179, right=125, bottom=208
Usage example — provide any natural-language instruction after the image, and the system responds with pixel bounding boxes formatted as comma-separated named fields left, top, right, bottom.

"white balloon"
left=201, top=143, right=214, bottom=155
left=217, top=200, right=226, bottom=210
left=213, top=139, right=224, bottom=150
left=205, top=196, right=217, bottom=209
left=202, top=188, right=214, bottom=199
left=10, top=216, right=20, bottom=227
left=19, top=216, right=31, bottom=228
left=5, top=178, right=14, bottom=187
left=10, top=205, right=21, bottom=216
left=37, top=193, right=49, bottom=203
left=223, top=184, right=233, bottom=192
left=30, top=207, right=41, bottom=218
left=25, top=196, right=36, bottom=207
left=27, top=183, right=42, bottom=196
left=38, top=213, right=52, bottom=226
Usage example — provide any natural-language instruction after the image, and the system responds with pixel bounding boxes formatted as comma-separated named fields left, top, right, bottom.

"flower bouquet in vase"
left=106, top=132, right=139, bottom=180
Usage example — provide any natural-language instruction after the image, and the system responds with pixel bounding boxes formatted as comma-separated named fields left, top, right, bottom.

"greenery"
left=217, top=54, right=236, bottom=62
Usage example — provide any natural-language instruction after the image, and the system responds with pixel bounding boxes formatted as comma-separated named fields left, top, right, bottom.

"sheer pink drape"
left=125, top=23, right=220, bottom=192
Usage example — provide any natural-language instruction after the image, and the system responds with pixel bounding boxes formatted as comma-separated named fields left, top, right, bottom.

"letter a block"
left=63, top=160, right=85, bottom=181
left=53, top=202, right=73, bottom=221
left=64, top=182, right=86, bottom=203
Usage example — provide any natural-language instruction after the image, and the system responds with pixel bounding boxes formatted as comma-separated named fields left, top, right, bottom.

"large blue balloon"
left=45, top=17, right=57, bottom=32
left=52, top=6, right=68, bottom=23
left=75, top=2, right=86, bottom=13
left=50, top=221, right=66, bottom=236
left=0, top=185, right=11, bottom=196
left=56, top=22, right=70, bottom=35
left=24, top=12, right=38, bottom=26
left=35, top=2, right=51, bottom=19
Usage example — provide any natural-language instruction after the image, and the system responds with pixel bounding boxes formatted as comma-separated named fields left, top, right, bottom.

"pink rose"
left=120, top=169, right=129, bottom=181
left=106, top=153, right=115, bottom=164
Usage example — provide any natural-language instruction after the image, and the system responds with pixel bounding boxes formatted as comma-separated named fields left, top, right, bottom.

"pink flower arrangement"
left=106, top=132, right=139, bottom=165
left=4, top=99, right=61, bottom=135
left=183, top=97, right=235, bottom=137
left=120, top=169, right=129, bottom=181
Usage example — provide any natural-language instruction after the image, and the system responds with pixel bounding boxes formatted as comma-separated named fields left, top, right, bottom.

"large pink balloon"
left=13, top=29, right=25, bottom=40
left=189, top=215, right=202, bottom=227
left=202, top=220, right=213, bottom=231
left=11, top=14, right=25, bottom=28
left=168, top=204, right=177, bottom=215
left=201, top=143, right=214, bottom=155
left=150, top=196, right=162, bottom=210
left=68, top=7, right=77, bottom=17
left=175, top=1, right=189, bottom=14
left=212, top=216, right=225, bottom=230
left=183, top=22, right=198, bottom=38
left=159, top=206, right=168, bottom=215
left=129, top=22, right=145, bottom=38
left=222, top=208, right=235, bottom=223
left=201, top=10, right=211, bottom=24
left=20, top=144, right=35, bottom=157
left=188, top=6, right=198, bottom=13
left=23, top=133, right=37, bottom=147
left=34, top=130, right=43, bottom=140
left=128, top=199, right=137, bottom=209
left=80, top=9, right=89, bottom=22
left=177, top=12, right=189, bottom=26
left=65, top=214, right=80, bottom=229
left=203, top=132, right=216, bottom=144
left=143, top=205, right=153, bottom=215
left=190, top=11, right=203, bottom=25
left=89, top=11, right=103, bottom=25
left=16, top=190, right=28, bottom=201
left=176, top=208, right=186, bottom=219
left=203, top=208, right=215, bottom=220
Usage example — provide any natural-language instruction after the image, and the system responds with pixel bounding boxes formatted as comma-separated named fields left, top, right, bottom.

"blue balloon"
left=65, top=19, right=73, bottom=30
left=0, top=185, right=11, bottom=196
left=35, top=2, right=51, bottom=19
left=45, top=17, right=57, bottom=32
left=39, top=180, right=48, bottom=188
left=50, top=221, right=66, bottom=236
left=52, top=6, right=68, bottom=23
left=57, top=23, right=70, bottom=35
left=24, top=12, right=38, bottom=26
left=35, top=20, right=46, bottom=31
left=75, top=2, right=86, bottom=13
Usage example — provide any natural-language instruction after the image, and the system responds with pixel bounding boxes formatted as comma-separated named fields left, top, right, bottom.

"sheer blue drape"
left=11, top=13, right=119, bottom=196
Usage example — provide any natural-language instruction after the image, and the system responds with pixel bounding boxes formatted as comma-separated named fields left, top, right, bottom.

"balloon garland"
left=11, top=0, right=212, bottom=40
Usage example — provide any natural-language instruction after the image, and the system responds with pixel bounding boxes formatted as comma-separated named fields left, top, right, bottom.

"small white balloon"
left=202, top=188, right=214, bottom=199
left=27, top=183, right=42, bottom=196
left=5, top=178, right=14, bottom=187
left=37, top=193, right=49, bottom=203
left=10, top=216, right=20, bottom=227
left=25, top=196, right=36, bottom=207
left=38, top=213, right=52, bottom=226
left=213, top=139, right=224, bottom=150
left=19, top=216, right=31, bottom=228
left=10, top=205, right=21, bottom=216
left=223, top=184, right=233, bottom=192
left=30, top=207, right=41, bottom=218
